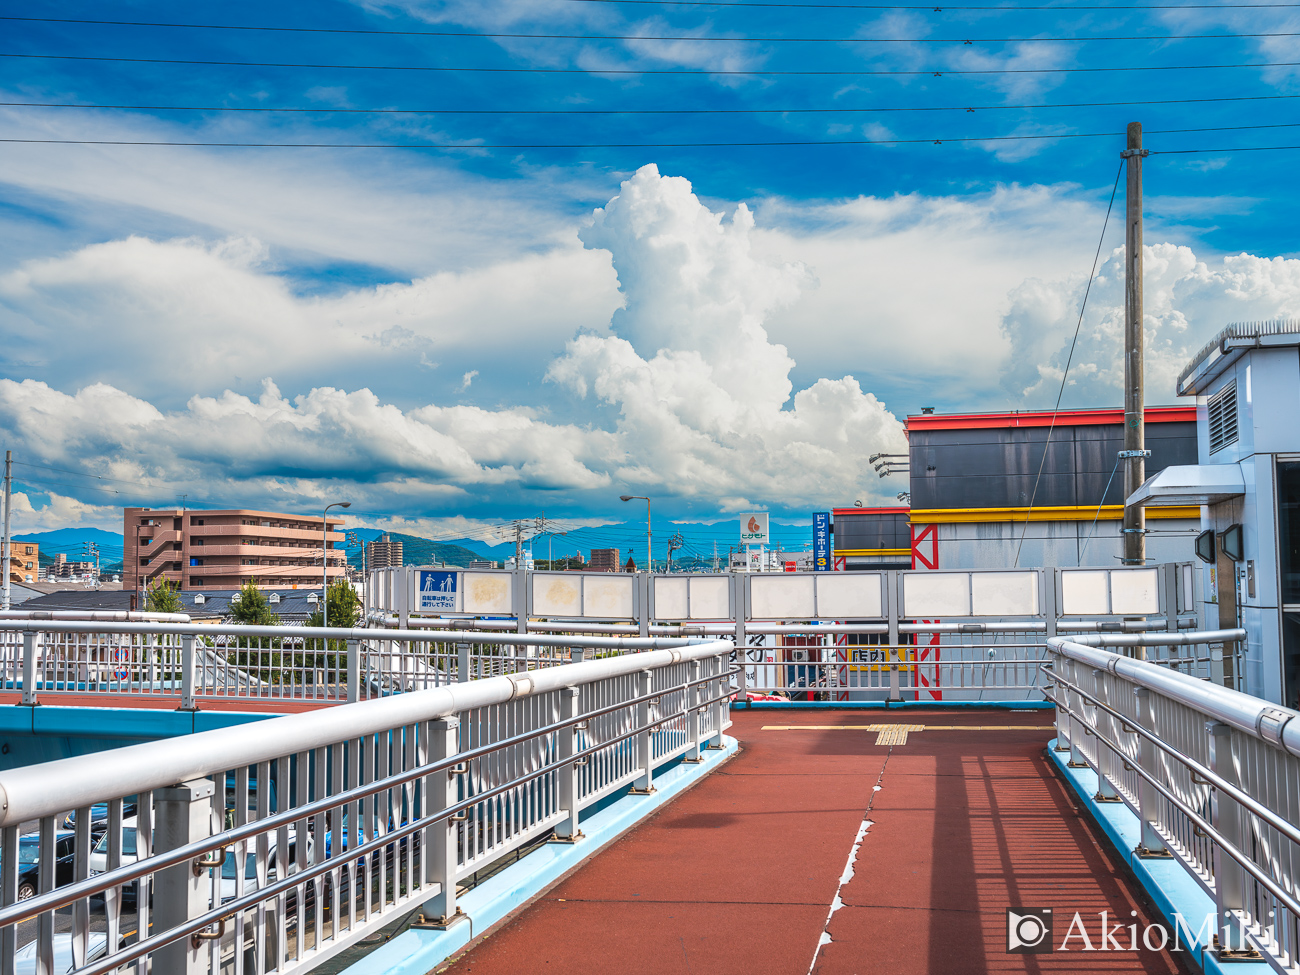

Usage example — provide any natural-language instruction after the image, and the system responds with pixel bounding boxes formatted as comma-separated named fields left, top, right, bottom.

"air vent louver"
left=1208, top=380, right=1239, bottom=454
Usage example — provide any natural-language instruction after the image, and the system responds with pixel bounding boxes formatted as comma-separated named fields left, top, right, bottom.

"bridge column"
left=153, top=778, right=217, bottom=975
left=1207, top=721, right=1256, bottom=959
left=423, top=717, right=466, bottom=928
left=1093, top=669, right=1121, bottom=802
left=630, top=670, right=656, bottom=794
left=1133, top=687, right=1171, bottom=858
left=553, top=688, right=585, bottom=842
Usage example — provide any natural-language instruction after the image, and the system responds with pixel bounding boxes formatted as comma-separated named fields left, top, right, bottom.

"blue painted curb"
left=339, top=737, right=740, bottom=975
left=1047, top=740, right=1272, bottom=975
left=735, top=700, right=1051, bottom=710
left=0, top=703, right=276, bottom=738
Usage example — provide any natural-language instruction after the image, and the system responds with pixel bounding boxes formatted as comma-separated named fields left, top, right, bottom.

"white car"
left=90, top=818, right=307, bottom=906
left=13, top=933, right=109, bottom=975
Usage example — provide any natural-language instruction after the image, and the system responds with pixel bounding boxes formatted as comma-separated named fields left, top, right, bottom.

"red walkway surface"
left=440, top=709, right=1192, bottom=975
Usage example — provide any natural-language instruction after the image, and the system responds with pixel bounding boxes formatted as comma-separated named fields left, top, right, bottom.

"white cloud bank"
left=1002, top=243, right=1300, bottom=404
left=0, top=165, right=908, bottom=514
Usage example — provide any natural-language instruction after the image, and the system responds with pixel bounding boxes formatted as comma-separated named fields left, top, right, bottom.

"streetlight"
left=620, top=495, right=651, bottom=572
left=322, top=502, right=351, bottom=627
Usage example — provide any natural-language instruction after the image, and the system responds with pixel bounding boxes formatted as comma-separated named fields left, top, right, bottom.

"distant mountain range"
left=345, top=530, right=487, bottom=569
left=12, top=527, right=125, bottom=561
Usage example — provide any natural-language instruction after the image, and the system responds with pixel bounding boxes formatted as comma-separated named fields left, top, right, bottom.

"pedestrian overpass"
left=0, top=568, right=1294, bottom=975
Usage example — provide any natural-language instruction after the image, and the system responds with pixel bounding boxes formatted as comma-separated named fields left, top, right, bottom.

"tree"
left=229, top=579, right=280, bottom=626
left=144, top=578, right=183, bottom=613
left=308, top=580, right=361, bottom=630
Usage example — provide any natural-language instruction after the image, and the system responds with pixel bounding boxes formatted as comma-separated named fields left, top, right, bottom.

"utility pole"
left=1, top=450, right=10, bottom=610
left=1122, top=121, right=1149, bottom=567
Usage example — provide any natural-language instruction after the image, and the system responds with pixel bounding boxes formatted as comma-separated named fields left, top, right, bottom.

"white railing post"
left=1207, top=721, right=1257, bottom=959
left=424, top=717, right=465, bottom=928
left=457, top=642, right=471, bottom=683
left=1092, top=669, right=1121, bottom=802
left=152, top=778, right=216, bottom=975
left=733, top=575, right=747, bottom=702
left=631, top=669, right=655, bottom=794
left=20, top=632, right=37, bottom=706
left=685, top=660, right=703, bottom=763
left=1133, top=687, right=1171, bottom=859
left=707, top=654, right=726, bottom=749
left=553, top=688, right=584, bottom=842
left=180, top=633, right=196, bottom=710
left=346, top=639, right=360, bottom=702
left=1065, top=659, right=1087, bottom=768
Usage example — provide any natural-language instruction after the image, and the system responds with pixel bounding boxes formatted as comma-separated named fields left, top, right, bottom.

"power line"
left=7, top=121, right=1300, bottom=149
left=7, top=51, right=1300, bottom=76
left=2, top=17, right=1296, bottom=43
left=7, top=92, right=1300, bottom=115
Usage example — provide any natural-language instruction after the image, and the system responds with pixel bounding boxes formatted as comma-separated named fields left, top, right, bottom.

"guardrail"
left=0, top=622, right=696, bottom=707
left=0, top=638, right=734, bottom=975
left=1044, top=629, right=1300, bottom=971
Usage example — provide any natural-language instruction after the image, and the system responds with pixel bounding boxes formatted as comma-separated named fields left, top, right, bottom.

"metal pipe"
left=0, top=610, right=191, bottom=623
left=0, top=619, right=717, bottom=650
left=1047, top=633, right=1300, bottom=757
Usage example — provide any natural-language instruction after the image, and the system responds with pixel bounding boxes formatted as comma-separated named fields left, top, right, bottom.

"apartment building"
left=367, top=533, right=403, bottom=570
left=124, top=508, right=347, bottom=593
left=6, top=542, right=38, bottom=585
left=588, top=548, right=620, bottom=572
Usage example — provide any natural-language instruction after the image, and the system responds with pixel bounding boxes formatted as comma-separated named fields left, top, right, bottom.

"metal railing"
left=0, top=621, right=690, bottom=707
left=0, top=637, right=734, bottom=975
left=1045, top=630, right=1300, bottom=973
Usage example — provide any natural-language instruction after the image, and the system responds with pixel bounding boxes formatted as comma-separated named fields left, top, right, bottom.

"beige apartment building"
left=124, top=508, right=348, bottom=593
left=7, top=542, right=38, bottom=585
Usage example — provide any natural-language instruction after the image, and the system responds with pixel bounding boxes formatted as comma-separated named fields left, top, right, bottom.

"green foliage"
left=307, top=580, right=361, bottom=630
left=144, top=578, right=182, bottom=613
left=229, top=579, right=280, bottom=626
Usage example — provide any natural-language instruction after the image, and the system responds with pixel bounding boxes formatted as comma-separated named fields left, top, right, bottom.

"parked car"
left=62, top=800, right=138, bottom=835
left=87, top=817, right=144, bottom=906
left=8, top=831, right=77, bottom=901
left=13, top=933, right=109, bottom=974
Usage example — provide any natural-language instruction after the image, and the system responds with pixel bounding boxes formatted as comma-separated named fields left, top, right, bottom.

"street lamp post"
left=619, top=496, right=651, bottom=572
left=322, top=502, right=351, bottom=626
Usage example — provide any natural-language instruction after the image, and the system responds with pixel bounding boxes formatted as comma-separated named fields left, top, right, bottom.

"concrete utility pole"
left=1122, top=122, right=1149, bottom=567
left=2, top=450, right=11, bottom=610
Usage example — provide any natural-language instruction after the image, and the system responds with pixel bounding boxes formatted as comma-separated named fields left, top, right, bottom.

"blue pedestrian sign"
left=419, top=570, right=458, bottom=612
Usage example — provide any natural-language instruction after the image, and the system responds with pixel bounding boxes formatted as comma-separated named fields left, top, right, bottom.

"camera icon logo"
left=1006, top=908, right=1053, bottom=953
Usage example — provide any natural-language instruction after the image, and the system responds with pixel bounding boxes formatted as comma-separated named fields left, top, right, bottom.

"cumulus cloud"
left=0, top=233, right=618, bottom=407
left=0, top=164, right=909, bottom=516
left=1001, top=243, right=1300, bottom=404
left=547, top=164, right=908, bottom=507
left=4, top=490, right=119, bottom=532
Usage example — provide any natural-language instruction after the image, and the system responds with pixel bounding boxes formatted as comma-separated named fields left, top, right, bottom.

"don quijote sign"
left=740, top=512, right=770, bottom=544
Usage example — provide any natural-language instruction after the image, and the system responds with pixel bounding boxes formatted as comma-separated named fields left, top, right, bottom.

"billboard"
left=740, top=512, right=770, bottom=545
left=813, top=512, right=830, bottom=571
left=419, top=570, right=458, bottom=612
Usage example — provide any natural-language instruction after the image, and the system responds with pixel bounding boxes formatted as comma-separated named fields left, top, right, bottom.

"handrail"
left=0, top=639, right=733, bottom=826
left=1047, top=631, right=1300, bottom=756
left=0, top=618, right=710, bottom=650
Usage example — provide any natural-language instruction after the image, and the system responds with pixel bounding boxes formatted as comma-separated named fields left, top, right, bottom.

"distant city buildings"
left=124, top=507, right=347, bottom=592
left=588, top=548, right=620, bottom=572
left=46, top=552, right=97, bottom=580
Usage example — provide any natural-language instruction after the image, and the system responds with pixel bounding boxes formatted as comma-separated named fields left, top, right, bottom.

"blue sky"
left=1, top=0, right=1298, bottom=551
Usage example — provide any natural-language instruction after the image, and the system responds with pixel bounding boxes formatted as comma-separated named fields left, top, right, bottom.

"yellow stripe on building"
left=907, top=505, right=1199, bottom=524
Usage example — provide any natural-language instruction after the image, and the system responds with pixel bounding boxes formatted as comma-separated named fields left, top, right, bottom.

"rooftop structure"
left=123, top=507, right=347, bottom=594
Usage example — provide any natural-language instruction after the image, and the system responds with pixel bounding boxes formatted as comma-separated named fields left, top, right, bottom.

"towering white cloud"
left=549, top=164, right=908, bottom=507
